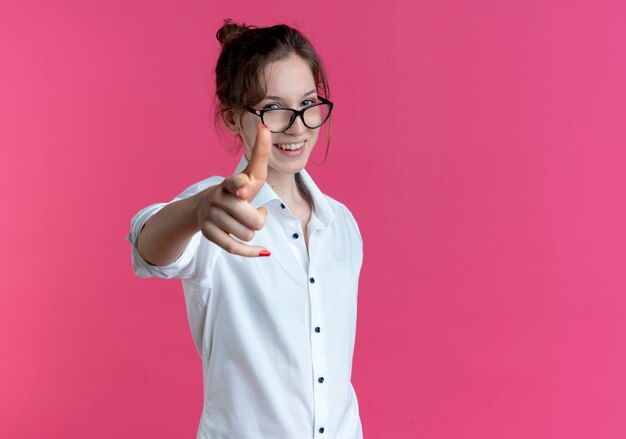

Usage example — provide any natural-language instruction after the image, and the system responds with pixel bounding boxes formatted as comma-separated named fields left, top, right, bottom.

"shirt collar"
left=233, top=154, right=334, bottom=227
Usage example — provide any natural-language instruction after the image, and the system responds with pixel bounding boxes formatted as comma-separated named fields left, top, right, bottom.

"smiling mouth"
left=273, top=141, right=305, bottom=151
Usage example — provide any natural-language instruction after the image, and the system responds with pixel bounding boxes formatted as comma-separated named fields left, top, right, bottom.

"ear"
left=221, top=108, right=241, bottom=134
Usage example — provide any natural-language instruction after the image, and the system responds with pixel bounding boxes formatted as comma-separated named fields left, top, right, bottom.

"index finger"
left=243, top=124, right=272, bottom=187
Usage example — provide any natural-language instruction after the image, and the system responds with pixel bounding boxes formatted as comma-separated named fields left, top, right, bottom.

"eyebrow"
left=264, top=89, right=317, bottom=101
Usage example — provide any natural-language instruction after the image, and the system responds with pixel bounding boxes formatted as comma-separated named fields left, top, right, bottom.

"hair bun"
left=216, top=19, right=254, bottom=45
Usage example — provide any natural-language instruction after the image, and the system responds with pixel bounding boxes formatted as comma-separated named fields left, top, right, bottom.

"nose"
left=284, top=114, right=307, bottom=136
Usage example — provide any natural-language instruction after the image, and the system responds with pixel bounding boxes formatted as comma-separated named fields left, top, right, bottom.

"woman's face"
left=236, top=53, right=320, bottom=177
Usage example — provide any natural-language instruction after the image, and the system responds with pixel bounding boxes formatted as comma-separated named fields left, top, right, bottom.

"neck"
left=266, top=167, right=303, bottom=206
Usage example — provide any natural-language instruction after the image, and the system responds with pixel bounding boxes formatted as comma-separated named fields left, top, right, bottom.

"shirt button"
left=319, top=427, right=325, bottom=434
left=292, top=232, right=299, bottom=239
left=280, top=203, right=286, bottom=209
left=315, top=327, right=321, bottom=333
left=309, top=277, right=315, bottom=284
left=318, top=377, right=324, bottom=383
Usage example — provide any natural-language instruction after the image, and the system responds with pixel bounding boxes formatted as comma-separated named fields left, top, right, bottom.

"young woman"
left=127, top=20, right=363, bottom=438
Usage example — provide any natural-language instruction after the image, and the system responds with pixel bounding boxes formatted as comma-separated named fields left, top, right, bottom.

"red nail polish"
left=259, top=250, right=271, bottom=257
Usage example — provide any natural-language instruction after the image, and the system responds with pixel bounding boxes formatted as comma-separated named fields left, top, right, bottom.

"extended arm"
left=136, top=124, right=273, bottom=264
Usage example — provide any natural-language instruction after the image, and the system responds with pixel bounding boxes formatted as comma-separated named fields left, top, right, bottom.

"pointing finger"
left=241, top=124, right=272, bottom=200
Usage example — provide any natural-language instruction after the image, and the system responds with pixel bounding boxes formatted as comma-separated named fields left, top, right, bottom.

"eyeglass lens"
left=263, top=104, right=331, bottom=133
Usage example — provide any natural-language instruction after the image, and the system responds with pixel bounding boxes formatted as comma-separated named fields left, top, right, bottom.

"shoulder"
left=322, top=193, right=353, bottom=216
left=321, top=193, right=363, bottom=244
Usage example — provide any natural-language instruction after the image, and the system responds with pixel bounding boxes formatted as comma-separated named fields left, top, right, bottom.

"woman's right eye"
left=264, top=103, right=279, bottom=110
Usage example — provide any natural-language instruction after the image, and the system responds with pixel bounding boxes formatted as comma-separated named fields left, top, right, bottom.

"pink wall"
left=1, top=0, right=625, bottom=437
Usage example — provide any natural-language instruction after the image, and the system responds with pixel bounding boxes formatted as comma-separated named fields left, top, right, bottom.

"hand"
left=195, top=124, right=272, bottom=257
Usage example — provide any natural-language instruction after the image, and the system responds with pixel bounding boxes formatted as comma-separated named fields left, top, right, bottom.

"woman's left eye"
left=302, top=99, right=316, bottom=107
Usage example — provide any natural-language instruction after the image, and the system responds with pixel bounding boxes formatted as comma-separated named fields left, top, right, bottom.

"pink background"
left=1, top=0, right=625, bottom=438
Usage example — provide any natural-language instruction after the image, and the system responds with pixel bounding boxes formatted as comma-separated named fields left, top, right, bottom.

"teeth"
left=274, top=141, right=305, bottom=151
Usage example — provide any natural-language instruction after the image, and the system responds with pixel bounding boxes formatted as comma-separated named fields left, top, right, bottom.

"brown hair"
left=213, top=19, right=332, bottom=208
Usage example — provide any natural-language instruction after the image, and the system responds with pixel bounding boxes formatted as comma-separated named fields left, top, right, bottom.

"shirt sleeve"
left=338, top=203, right=364, bottom=271
left=341, top=205, right=363, bottom=248
left=126, top=176, right=224, bottom=280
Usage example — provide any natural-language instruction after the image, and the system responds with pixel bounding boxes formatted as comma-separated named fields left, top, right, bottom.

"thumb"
left=257, top=207, right=267, bottom=225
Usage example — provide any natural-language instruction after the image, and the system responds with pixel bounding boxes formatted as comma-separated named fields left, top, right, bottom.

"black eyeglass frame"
left=246, top=95, right=334, bottom=133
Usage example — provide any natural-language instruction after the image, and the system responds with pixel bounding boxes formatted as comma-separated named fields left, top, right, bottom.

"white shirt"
left=127, top=155, right=364, bottom=439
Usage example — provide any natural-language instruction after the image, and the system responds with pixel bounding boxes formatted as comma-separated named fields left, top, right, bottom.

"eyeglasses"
left=246, top=96, right=333, bottom=134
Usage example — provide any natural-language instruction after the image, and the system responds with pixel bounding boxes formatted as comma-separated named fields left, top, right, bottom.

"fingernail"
left=259, top=250, right=271, bottom=257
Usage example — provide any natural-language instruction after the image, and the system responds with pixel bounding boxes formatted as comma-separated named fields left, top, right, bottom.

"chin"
left=269, top=160, right=308, bottom=175
left=269, top=147, right=313, bottom=174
